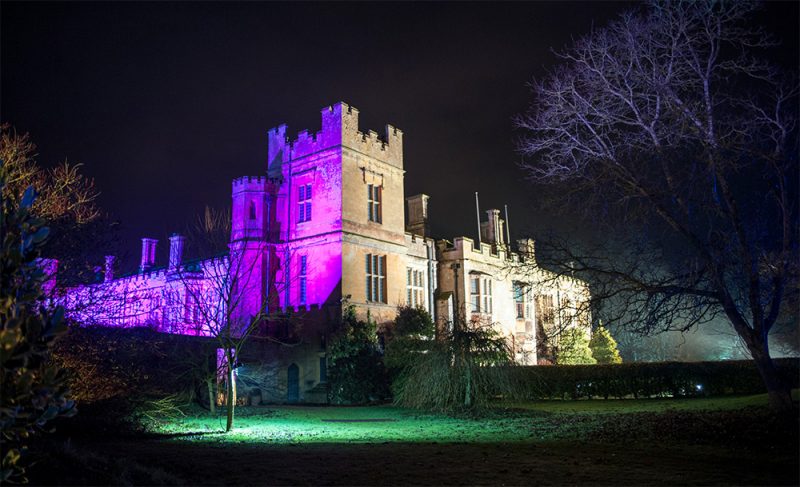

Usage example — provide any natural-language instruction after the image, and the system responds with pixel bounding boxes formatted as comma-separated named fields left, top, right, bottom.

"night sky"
left=2, top=1, right=797, bottom=268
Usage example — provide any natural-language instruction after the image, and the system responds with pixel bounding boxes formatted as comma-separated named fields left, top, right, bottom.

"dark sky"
left=2, top=1, right=797, bottom=268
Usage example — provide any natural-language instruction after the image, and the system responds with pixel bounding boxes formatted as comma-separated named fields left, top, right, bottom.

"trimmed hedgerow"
left=503, top=359, right=800, bottom=400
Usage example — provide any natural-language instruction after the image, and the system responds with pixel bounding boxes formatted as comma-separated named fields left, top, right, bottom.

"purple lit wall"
left=59, top=103, right=374, bottom=337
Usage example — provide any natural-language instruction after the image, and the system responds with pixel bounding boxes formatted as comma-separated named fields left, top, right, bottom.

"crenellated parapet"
left=267, top=102, right=403, bottom=169
left=232, top=175, right=269, bottom=194
left=437, top=236, right=522, bottom=264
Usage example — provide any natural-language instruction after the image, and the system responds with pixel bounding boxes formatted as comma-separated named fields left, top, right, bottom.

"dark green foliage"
left=384, top=306, right=435, bottom=370
left=506, top=359, right=800, bottom=400
left=392, top=306, right=435, bottom=337
left=392, top=322, right=514, bottom=412
left=0, top=173, right=76, bottom=483
left=589, top=325, right=622, bottom=364
left=556, top=328, right=596, bottom=365
left=327, top=306, right=389, bottom=404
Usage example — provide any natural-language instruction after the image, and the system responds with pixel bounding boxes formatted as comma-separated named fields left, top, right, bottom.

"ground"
left=32, top=394, right=799, bottom=486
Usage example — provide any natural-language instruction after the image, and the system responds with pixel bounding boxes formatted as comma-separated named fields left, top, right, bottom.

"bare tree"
left=0, top=123, right=118, bottom=288
left=176, top=206, right=301, bottom=432
left=516, top=1, right=797, bottom=410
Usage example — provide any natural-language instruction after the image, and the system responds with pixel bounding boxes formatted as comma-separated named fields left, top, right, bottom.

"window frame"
left=297, top=183, right=312, bottom=223
left=406, top=267, right=426, bottom=309
left=469, top=274, right=493, bottom=315
left=367, top=184, right=382, bottom=223
left=366, top=253, right=387, bottom=303
left=299, top=255, right=307, bottom=304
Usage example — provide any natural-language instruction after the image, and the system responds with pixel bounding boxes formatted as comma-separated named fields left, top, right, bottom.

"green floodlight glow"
left=150, top=406, right=538, bottom=445
left=148, top=394, right=776, bottom=446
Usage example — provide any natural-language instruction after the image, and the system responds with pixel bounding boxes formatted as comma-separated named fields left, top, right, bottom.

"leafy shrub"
left=0, top=181, right=76, bottom=483
left=327, top=306, right=389, bottom=404
left=384, top=306, right=435, bottom=371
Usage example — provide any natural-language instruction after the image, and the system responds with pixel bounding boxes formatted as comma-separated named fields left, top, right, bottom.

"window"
left=469, top=275, right=493, bottom=314
left=470, top=276, right=480, bottom=313
left=249, top=201, right=256, bottom=220
left=365, top=254, right=386, bottom=303
left=536, top=294, right=555, bottom=328
left=297, top=184, right=312, bottom=223
left=513, top=283, right=526, bottom=319
left=484, top=279, right=493, bottom=314
left=406, top=267, right=425, bottom=308
left=367, top=184, right=382, bottom=223
left=299, top=255, right=307, bottom=304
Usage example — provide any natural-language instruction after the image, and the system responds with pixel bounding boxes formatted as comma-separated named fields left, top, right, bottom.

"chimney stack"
left=517, top=239, right=536, bottom=262
left=482, top=209, right=505, bottom=247
left=406, top=194, right=430, bottom=237
left=140, top=238, right=158, bottom=273
left=104, top=255, right=115, bottom=282
left=168, top=234, right=186, bottom=272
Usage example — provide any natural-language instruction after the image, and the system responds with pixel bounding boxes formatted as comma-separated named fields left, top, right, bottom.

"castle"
left=60, top=102, right=590, bottom=403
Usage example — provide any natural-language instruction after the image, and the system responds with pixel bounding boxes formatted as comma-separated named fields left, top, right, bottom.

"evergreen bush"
left=327, top=305, right=389, bottom=404
left=590, top=326, right=622, bottom=364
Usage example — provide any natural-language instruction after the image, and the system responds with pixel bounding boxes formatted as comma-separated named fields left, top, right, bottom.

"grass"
left=149, top=405, right=537, bottom=444
left=32, top=393, right=799, bottom=486
left=501, top=391, right=776, bottom=413
left=143, top=393, right=783, bottom=444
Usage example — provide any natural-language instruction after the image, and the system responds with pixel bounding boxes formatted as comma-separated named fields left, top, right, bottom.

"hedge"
left=504, top=359, right=800, bottom=400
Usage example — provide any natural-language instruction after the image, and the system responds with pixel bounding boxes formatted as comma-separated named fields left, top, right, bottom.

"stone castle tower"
left=231, top=101, right=413, bottom=324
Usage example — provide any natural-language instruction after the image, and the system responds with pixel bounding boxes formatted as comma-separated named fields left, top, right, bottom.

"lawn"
left=32, top=394, right=799, bottom=486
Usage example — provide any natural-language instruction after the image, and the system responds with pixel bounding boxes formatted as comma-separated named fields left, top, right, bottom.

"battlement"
left=267, top=102, right=403, bottom=169
left=437, top=236, right=522, bottom=264
left=232, top=176, right=273, bottom=194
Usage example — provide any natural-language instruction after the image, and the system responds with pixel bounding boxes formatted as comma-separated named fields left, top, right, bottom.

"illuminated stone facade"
left=59, top=102, right=589, bottom=401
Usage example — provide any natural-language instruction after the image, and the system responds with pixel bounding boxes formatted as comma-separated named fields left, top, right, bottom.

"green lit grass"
left=151, top=405, right=535, bottom=444
left=146, top=393, right=781, bottom=445
left=500, top=392, right=775, bottom=414
left=36, top=393, right=797, bottom=486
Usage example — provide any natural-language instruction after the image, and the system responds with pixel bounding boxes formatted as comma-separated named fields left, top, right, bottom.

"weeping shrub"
left=392, top=321, right=514, bottom=412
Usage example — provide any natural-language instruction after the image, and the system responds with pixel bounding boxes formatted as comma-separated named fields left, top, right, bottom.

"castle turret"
left=231, top=177, right=269, bottom=243
left=230, top=176, right=271, bottom=323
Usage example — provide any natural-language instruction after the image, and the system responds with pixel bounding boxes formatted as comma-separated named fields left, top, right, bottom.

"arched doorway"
left=287, top=363, right=299, bottom=403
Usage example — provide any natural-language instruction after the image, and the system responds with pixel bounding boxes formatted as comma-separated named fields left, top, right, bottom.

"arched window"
left=249, top=201, right=256, bottom=220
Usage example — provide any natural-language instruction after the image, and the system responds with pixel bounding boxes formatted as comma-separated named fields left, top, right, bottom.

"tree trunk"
left=207, top=378, right=216, bottom=414
left=747, top=340, right=793, bottom=413
left=226, top=363, right=236, bottom=432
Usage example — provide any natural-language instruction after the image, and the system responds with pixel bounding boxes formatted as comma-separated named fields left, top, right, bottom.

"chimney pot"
left=169, top=234, right=186, bottom=272
left=140, top=238, right=158, bottom=273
